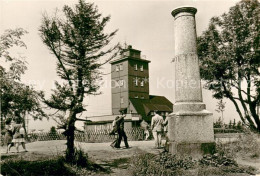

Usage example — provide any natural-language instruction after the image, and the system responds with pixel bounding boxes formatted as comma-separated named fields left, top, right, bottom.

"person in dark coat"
left=4, top=118, right=14, bottom=153
left=114, top=109, right=129, bottom=149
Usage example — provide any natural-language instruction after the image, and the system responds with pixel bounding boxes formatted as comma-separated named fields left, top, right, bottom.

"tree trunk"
left=65, top=112, right=76, bottom=162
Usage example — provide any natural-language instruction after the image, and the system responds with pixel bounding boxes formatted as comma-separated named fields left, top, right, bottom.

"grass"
left=216, top=130, right=260, bottom=159
left=129, top=138, right=259, bottom=176
left=1, top=157, right=76, bottom=176
left=0, top=148, right=109, bottom=176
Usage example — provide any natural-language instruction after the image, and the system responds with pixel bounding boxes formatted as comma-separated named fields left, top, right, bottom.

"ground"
left=1, top=140, right=260, bottom=175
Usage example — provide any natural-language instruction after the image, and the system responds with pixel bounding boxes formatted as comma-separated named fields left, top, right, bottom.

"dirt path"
left=0, top=140, right=163, bottom=175
left=1, top=140, right=260, bottom=175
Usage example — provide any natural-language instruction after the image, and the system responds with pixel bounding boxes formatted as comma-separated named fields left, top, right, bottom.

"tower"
left=110, top=45, right=150, bottom=115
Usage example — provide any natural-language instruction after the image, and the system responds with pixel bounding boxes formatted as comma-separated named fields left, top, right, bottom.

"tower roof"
left=110, top=45, right=150, bottom=64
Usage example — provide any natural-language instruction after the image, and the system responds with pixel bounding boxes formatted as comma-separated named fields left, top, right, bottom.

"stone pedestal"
left=169, top=7, right=215, bottom=158
left=168, top=111, right=215, bottom=158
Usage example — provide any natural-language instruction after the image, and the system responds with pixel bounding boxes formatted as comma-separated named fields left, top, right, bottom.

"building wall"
left=111, top=60, right=129, bottom=79
left=111, top=60, right=129, bottom=115
left=128, top=60, right=149, bottom=99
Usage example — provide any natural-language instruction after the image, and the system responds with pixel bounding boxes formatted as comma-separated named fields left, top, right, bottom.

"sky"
left=0, top=0, right=241, bottom=132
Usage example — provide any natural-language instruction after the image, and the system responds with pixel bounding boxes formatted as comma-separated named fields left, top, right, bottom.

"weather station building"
left=84, top=46, right=173, bottom=131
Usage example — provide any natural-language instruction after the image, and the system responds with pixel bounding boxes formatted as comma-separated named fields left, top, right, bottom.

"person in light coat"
left=151, top=111, right=164, bottom=148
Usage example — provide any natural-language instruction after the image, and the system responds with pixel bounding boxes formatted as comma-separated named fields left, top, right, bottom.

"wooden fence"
left=1, top=128, right=243, bottom=145
left=1, top=127, right=145, bottom=145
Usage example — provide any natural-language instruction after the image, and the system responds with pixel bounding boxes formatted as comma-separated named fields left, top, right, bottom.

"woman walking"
left=4, top=118, right=14, bottom=153
left=11, top=119, right=28, bottom=153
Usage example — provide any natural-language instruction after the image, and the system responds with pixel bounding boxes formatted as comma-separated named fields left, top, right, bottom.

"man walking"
left=114, top=109, right=129, bottom=149
left=151, top=111, right=164, bottom=149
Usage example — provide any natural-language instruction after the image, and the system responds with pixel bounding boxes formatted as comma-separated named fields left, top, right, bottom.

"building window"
left=119, top=64, right=123, bottom=71
left=140, top=79, right=144, bottom=87
left=116, top=65, right=119, bottom=72
left=134, top=77, right=138, bottom=86
left=121, top=97, right=124, bottom=104
left=140, top=65, right=143, bottom=71
left=134, top=64, right=138, bottom=71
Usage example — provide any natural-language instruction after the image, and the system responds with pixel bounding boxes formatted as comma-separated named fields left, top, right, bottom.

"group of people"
left=109, top=109, right=169, bottom=150
left=151, top=111, right=169, bottom=149
left=4, top=118, right=28, bottom=153
left=109, top=109, right=129, bottom=149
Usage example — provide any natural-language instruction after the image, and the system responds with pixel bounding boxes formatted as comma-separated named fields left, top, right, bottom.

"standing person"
left=11, top=119, right=28, bottom=153
left=109, top=116, right=119, bottom=148
left=4, top=118, right=14, bottom=153
left=163, top=112, right=170, bottom=151
left=140, top=120, right=150, bottom=140
left=151, top=111, right=164, bottom=149
left=114, top=109, right=129, bottom=149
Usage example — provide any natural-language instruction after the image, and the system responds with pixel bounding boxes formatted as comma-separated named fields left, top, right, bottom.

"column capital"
left=171, top=6, right=197, bottom=17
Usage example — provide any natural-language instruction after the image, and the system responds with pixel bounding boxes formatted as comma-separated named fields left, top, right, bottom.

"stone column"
left=168, top=7, right=215, bottom=158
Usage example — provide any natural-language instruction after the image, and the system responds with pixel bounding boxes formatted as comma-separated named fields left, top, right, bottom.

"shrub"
left=66, top=147, right=108, bottom=173
left=130, top=152, right=196, bottom=176
left=199, top=153, right=238, bottom=167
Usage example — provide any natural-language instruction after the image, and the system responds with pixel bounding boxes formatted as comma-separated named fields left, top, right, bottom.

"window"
left=119, top=64, right=123, bottom=71
left=134, top=64, right=138, bottom=71
left=140, top=65, right=144, bottom=71
left=140, top=79, right=144, bottom=87
left=121, top=97, right=124, bottom=104
left=116, top=65, right=119, bottom=72
left=134, top=77, right=138, bottom=86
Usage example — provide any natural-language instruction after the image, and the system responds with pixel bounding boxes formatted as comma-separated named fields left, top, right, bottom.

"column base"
left=169, top=142, right=216, bottom=159
left=168, top=110, right=215, bottom=159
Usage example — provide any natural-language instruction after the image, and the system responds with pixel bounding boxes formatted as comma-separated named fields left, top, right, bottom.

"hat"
left=119, top=108, right=127, bottom=114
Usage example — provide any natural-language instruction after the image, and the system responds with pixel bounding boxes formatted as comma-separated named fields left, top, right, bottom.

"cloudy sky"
left=0, top=0, right=241, bottom=131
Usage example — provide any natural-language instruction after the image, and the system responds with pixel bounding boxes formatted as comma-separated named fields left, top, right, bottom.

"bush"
left=131, top=148, right=256, bottom=176
left=130, top=152, right=196, bottom=176
left=66, top=147, right=108, bottom=174
left=199, top=153, right=237, bottom=167
left=69, top=147, right=89, bottom=168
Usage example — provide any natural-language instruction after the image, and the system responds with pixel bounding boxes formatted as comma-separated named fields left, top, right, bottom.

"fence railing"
left=1, top=127, right=145, bottom=145
left=1, top=127, right=244, bottom=145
